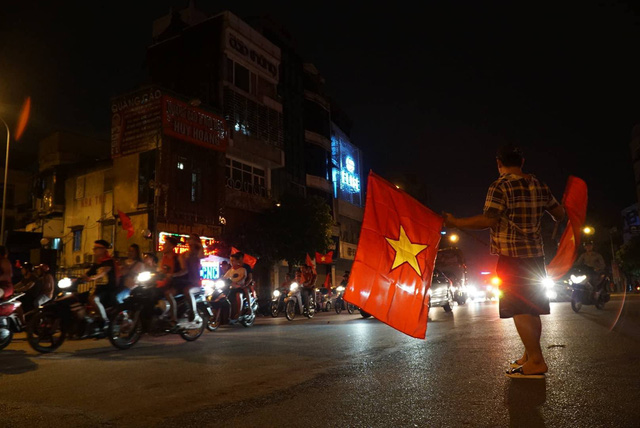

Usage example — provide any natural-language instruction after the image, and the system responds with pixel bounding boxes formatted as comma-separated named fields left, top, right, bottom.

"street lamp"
left=0, top=117, right=11, bottom=245
left=0, top=97, right=30, bottom=244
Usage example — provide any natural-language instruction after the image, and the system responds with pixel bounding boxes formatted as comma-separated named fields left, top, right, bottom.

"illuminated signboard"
left=331, top=125, right=362, bottom=207
left=158, top=232, right=217, bottom=256
left=200, top=255, right=228, bottom=286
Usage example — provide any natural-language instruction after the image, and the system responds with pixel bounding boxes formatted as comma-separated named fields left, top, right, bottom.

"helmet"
left=37, top=263, right=50, bottom=272
left=21, top=261, right=35, bottom=272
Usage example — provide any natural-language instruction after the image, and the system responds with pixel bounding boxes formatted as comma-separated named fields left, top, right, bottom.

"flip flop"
left=506, top=366, right=546, bottom=379
left=509, top=360, right=525, bottom=369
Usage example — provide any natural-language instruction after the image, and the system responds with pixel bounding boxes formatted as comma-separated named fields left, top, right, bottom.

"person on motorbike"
left=35, top=264, right=55, bottom=306
left=224, top=252, right=247, bottom=324
left=81, top=240, right=117, bottom=332
left=157, top=236, right=180, bottom=325
left=116, top=244, right=145, bottom=304
left=575, top=241, right=607, bottom=297
left=0, top=246, right=13, bottom=300
left=236, top=252, right=254, bottom=308
left=300, top=264, right=317, bottom=313
left=170, top=234, right=204, bottom=323
left=14, top=262, right=41, bottom=324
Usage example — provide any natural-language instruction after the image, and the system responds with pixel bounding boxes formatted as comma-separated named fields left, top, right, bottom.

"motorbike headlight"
left=204, top=283, right=214, bottom=297
left=58, top=277, right=72, bottom=289
left=542, top=277, right=555, bottom=289
left=137, top=271, right=152, bottom=283
left=336, top=286, right=345, bottom=292
left=570, top=274, right=587, bottom=284
left=546, top=289, right=557, bottom=300
left=290, top=282, right=299, bottom=291
left=215, top=280, right=226, bottom=290
left=467, top=286, right=477, bottom=295
left=273, top=289, right=281, bottom=297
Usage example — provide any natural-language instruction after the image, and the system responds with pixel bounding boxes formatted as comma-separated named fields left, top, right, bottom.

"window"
left=73, top=228, right=83, bottom=252
left=234, top=63, right=250, bottom=93
left=138, top=150, right=156, bottom=206
left=225, top=158, right=267, bottom=197
left=191, top=171, right=202, bottom=202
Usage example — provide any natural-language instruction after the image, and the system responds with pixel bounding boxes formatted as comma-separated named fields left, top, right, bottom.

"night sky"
left=2, top=1, right=639, bottom=272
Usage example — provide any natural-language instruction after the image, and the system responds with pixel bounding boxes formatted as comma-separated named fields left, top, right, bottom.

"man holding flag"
left=443, top=143, right=566, bottom=379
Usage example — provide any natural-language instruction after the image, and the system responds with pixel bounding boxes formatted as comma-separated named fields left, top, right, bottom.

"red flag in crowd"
left=547, top=176, right=588, bottom=280
left=343, top=171, right=443, bottom=339
left=324, top=274, right=332, bottom=288
left=315, top=251, right=333, bottom=264
left=231, top=247, right=258, bottom=269
left=305, top=253, right=317, bottom=274
left=118, top=210, right=135, bottom=239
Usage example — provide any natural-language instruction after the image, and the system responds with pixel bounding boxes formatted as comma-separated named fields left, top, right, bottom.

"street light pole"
left=0, top=118, right=10, bottom=245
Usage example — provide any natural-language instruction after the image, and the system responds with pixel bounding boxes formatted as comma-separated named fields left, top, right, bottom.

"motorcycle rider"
left=300, top=264, right=317, bottom=313
left=224, top=252, right=247, bottom=324
left=81, top=240, right=117, bottom=332
left=236, top=252, right=254, bottom=309
left=116, top=244, right=145, bottom=304
left=14, top=262, right=40, bottom=324
left=575, top=240, right=607, bottom=297
left=170, top=234, right=204, bottom=323
left=0, top=246, right=13, bottom=300
left=35, top=264, right=55, bottom=307
left=157, top=236, right=180, bottom=326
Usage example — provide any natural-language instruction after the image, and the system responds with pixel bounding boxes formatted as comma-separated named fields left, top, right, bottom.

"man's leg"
left=512, top=314, right=547, bottom=374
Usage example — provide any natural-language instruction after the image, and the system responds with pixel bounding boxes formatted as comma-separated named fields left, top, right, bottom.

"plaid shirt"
left=484, top=173, right=560, bottom=258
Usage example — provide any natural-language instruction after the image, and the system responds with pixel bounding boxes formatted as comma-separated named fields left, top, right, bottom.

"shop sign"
left=162, top=96, right=228, bottom=151
left=340, top=242, right=358, bottom=260
left=226, top=30, right=278, bottom=79
left=158, top=231, right=217, bottom=256
left=111, top=87, right=163, bottom=158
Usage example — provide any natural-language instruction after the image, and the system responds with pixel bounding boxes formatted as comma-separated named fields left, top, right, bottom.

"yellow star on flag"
left=385, top=225, right=429, bottom=276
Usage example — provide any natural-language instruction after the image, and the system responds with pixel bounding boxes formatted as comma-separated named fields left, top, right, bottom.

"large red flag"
left=546, top=176, right=588, bottom=280
left=117, top=210, right=135, bottom=239
left=315, top=251, right=333, bottom=264
left=231, top=247, right=258, bottom=269
left=344, top=171, right=443, bottom=339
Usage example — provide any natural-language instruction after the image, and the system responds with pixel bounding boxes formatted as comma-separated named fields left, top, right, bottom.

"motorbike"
left=108, top=271, right=206, bottom=350
left=285, top=282, right=315, bottom=320
left=207, top=277, right=258, bottom=328
left=26, top=277, right=117, bottom=353
left=270, top=285, right=289, bottom=317
left=315, top=287, right=334, bottom=312
left=567, top=265, right=611, bottom=313
left=0, top=292, right=26, bottom=351
left=334, top=285, right=355, bottom=314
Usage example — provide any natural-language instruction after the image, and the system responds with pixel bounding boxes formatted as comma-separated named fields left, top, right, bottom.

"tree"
left=263, top=193, right=333, bottom=269
left=615, top=236, right=640, bottom=278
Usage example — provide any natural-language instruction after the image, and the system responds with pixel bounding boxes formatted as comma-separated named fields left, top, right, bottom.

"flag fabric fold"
left=546, top=176, right=588, bottom=280
left=315, top=251, right=333, bottom=264
left=344, top=171, right=443, bottom=339
left=117, top=210, right=135, bottom=239
left=231, top=247, right=258, bottom=269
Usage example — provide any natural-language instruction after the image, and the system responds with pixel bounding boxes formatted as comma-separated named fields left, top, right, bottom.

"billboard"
left=331, top=126, right=362, bottom=207
left=162, top=96, right=228, bottom=151
left=111, top=88, right=163, bottom=158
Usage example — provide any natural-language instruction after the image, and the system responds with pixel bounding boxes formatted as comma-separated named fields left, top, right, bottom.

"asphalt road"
left=1, top=294, right=639, bottom=428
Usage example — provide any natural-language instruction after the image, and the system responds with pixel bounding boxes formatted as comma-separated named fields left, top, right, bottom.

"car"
left=428, top=268, right=455, bottom=312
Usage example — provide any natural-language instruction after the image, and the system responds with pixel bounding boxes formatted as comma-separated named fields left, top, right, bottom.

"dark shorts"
left=93, top=286, right=117, bottom=308
left=496, top=255, right=550, bottom=318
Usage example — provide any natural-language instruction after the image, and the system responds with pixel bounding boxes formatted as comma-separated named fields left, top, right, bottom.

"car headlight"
left=570, top=274, right=587, bottom=284
left=215, top=280, right=226, bottom=290
left=336, top=286, right=344, bottom=292
left=58, top=277, right=72, bottom=289
left=273, top=289, right=281, bottom=297
left=137, top=271, right=152, bottom=283
left=290, top=282, right=299, bottom=291
left=542, top=277, right=554, bottom=289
